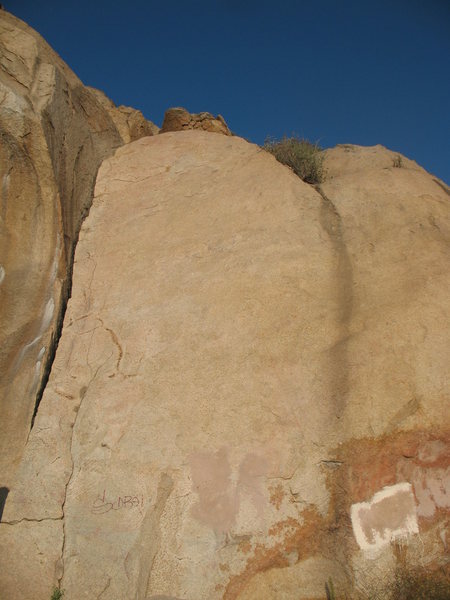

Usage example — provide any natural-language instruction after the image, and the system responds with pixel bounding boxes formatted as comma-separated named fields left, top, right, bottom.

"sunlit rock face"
left=160, top=106, right=232, bottom=135
left=88, top=86, right=159, bottom=142
left=0, top=9, right=154, bottom=488
left=1, top=128, right=448, bottom=599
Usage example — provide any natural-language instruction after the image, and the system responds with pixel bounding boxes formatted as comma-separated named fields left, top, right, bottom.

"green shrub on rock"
left=263, top=135, right=325, bottom=184
left=50, top=588, right=64, bottom=600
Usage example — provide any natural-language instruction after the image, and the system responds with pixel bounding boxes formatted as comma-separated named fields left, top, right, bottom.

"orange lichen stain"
left=333, top=429, right=450, bottom=550
left=336, top=429, right=450, bottom=504
left=269, top=483, right=285, bottom=510
left=268, top=516, right=299, bottom=538
left=238, top=539, right=252, bottom=554
left=223, top=508, right=323, bottom=600
left=223, top=429, right=450, bottom=600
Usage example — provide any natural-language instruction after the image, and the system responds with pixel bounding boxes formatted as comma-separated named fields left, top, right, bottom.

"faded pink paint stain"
left=190, top=448, right=238, bottom=532
left=406, top=466, right=449, bottom=518
left=398, top=439, right=450, bottom=518
left=237, top=453, right=268, bottom=520
left=189, top=448, right=268, bottom=532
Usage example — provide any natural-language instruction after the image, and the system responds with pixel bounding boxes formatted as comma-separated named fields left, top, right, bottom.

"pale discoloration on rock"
left=406, top=465, right=450, bottom=518
left=190, top=449, right=268, bottom=533
left=190, top=448, right=238, bottom=533
left=351, top=482, right=419, bottom=553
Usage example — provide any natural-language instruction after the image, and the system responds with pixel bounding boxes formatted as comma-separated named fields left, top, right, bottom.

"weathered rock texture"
left=88, top=86, right=159, bottom=142
left=0, top=11, right=155, bottom=488
left=160, top=106, right=231, bottom=135
left=0, top=11, right=163, bottom=487
left=1, top=131, right=448, bottom=599
left=0, top=11, right=121, bottom=486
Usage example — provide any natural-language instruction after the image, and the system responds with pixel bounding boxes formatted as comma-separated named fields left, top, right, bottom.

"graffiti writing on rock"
left=91, top=490, right=145, bottom=515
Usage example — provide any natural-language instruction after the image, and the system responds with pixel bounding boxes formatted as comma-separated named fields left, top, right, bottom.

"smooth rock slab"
left=2, top=133, right=449, bottom=599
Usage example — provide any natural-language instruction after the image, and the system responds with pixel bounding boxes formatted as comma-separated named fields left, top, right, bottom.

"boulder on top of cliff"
left=160, top=106, right=232, bottom=135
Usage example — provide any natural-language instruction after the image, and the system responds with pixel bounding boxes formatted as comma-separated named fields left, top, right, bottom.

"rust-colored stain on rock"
left=223, top=509, right=324, bottom=600
left=336, top=429, right=449, bottom=505
left=269, top=483, right=285, bottom=510
left=223, top=430, right=449, bottom=599
left=336, top=429, right=450, bottom=553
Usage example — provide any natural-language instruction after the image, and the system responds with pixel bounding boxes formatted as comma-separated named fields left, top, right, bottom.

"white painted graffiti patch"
left=351, top=482, right=418, bottom=554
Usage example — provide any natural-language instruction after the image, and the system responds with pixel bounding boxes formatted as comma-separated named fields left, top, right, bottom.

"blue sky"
left=6, top=0, right=450, bottom=183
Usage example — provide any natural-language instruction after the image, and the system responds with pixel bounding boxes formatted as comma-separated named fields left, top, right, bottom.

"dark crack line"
left=57, top=365, right=101, bottom=588
left=315, top=185, right=354, bottom=419
left=97, top=577, right=111, bottom=600
left=1, top=516, right=63, bottom=525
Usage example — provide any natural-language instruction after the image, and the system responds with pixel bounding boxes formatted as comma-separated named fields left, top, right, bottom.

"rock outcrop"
left=1, top=9, right=449, bottom=600
left=1, top=130, right=448, bottom=599
left=0, top=10, right=152, bottom=489
left=160, top=106, right=232, bottom=135
left=88, top=86, right=159, bottom=142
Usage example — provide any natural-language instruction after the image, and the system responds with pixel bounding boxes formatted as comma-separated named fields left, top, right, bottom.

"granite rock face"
left=0, top=10, right=136, bottom=487
left=1, top=131, right=448, bottom=599
left=160, top=106, right=232, bottom=135
left=88, top=86, right=159, bottom=142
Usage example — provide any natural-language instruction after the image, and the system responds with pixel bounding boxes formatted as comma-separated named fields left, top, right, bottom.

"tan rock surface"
left=160, top=106, right=231, bottom=135
left=2, top=133, right=448, bottom=599
left=320, top=143, right=449, bottom=438
left=88, top=86, right=159, bottom=142
left=0, top=10, right=124, bottom=487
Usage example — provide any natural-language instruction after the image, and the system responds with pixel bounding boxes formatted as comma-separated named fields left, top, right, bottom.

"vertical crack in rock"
left=124, top=473, right=174, bottom=599
left=29, top=205, right=86, bottom=431
left=29, top=281, right=69, bottom=431
left=57, top=383, right=88, bottom=588
left=315, top=185, right=354, bottom=418
left=26, top=62, right=123, bottom=432
left=30, top=147, right=114, bottom=430
left=0, top=487, right=9, bottom=521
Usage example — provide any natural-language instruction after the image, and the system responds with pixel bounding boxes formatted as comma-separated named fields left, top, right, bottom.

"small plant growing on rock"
left=263, top=135, right=325, bottom=184
left=50, top=587, right=64, bottom=600
left=325, top=576, right=336, bottom=600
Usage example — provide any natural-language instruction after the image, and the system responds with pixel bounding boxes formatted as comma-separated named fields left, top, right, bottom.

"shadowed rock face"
left=0, top=10, right=153, bottom=487
left=1, top=130, right=448, bottom=600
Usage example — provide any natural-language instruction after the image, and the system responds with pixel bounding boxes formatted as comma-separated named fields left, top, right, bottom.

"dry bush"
left=263, top=136, right=325, bottom=184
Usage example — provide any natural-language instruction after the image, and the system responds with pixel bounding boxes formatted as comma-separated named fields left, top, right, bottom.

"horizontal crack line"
left=1, top=516, right=63, bottom=525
